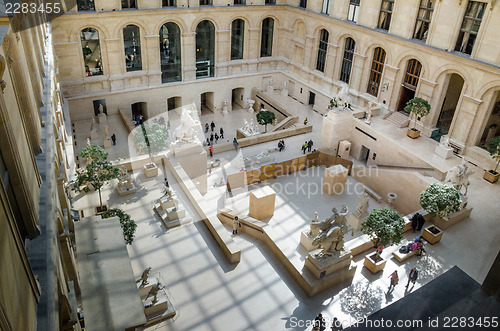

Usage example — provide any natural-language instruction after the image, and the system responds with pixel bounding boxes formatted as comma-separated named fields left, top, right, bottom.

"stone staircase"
left=385, top=111, right=410, bottom=128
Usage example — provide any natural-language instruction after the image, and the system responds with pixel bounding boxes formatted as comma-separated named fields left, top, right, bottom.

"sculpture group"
left=173, top=108, right=200, bottom=145
left=445, top=157, right=474, bottom=195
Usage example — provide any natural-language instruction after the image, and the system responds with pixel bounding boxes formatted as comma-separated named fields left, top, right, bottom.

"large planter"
left=422, top=225, right=443, bottom=244
left=483, top=170, right=499, bottom=183
left=407, top=128, right=421, bottom=139
left=143, top=162, right=159, bottom=178
left=363, top=253, right=387, bottom=274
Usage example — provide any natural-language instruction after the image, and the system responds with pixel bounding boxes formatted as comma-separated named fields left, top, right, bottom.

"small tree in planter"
left=361, top=208, right=405, bottom=272
left=483, top=136, right=500, bottom=183
left=420, top=183, right=462, bottom=219
left=256, top=109, right=276, bottom=132
left=101, top=208, right=137, bottom=245
left=76, top=145, right=120, bottom=213
left=132, top=122, right=169, bottom=157
left=404, top=97, right=430, bottom=139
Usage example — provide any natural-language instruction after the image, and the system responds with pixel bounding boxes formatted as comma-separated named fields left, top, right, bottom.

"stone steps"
left=385, top=111, right=410, bottom=128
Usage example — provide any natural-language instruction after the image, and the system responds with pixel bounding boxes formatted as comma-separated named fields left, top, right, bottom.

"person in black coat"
left=410, top=213, right=419, bottom=232
left=416, top=213, right=426, bottom=231
left=219, top=127, right=224, bottom=139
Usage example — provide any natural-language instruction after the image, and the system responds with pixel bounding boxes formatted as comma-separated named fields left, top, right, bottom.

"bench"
left=363, top=185, right=382, bottom=202
left=392, top=242, right=420, bottom=262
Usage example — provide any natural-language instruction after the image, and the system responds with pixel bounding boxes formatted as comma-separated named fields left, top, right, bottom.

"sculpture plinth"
left=249, top=186, right=276, bottom=220
left=434, top=144, right=454, bottom=159
left=347, top=212, right=367, bottom=231
left=305, top=248, right=355, bottom=280
left=300, top=231, right=319, bottom=251
left=98, top=113, right=107, bottom=124
left=323, top=165, right=348, bottom=195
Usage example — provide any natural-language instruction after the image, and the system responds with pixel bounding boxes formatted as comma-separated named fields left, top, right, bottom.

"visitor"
left=211, top=120, right=215, bottom=132
left=139, top=114, right=144, bottom=125
left=406, top=267, right=418, bottom=288
left=308, top=139, right=314, bottom=152
left=304, top=117, right=308, bottom=125
left=215, top=133, right=219, bottom=144
left=410, top=213, right=419, bottom=232
left=331, top=317, right=343, bottom=330
left=210, top=133, right=214, bottom=144
left=232, top=216, right=240, bottom=234
left=220, top=127, right=224, bottom=139
left=313, top=313, right=326, bottom=331
left=388, top=270, right=399, bottom=292
left=111, top=134, right=116, bottom=145
left=302, top=141, right=308, bottom=154
left=209, top=145, right=214, bottom=157
left=206, top=138, right=210, bottom=146
left=205, top=123, right=209, bottom=133
left=416, top=239, right=425, bottom=256
left=416, top=213, right=426, bottom=231
left=233, top=138, right=239, bottom=150
left=278, top=140, right=283, bottom=152
left=281, top=140, right=285, bottom=150
left=164, top=178, right=169, bottom=188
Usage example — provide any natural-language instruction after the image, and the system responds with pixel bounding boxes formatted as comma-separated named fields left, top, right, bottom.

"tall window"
left=378, top=0, right=394, bottom=30
left=367, top=47, right=386, bottom=96
left=200, top=0, right=212, bottom=5
left=231, top=19, right=245, bottom=60
left=162, top=0, right=176, bottom=6
left=196, top=20, right=215, bottom=79
left=348, top=0, right=360, bottom=22
left=455, top=1, right=486, bottom=55
left=265, top=0, right=276, bottom=4
left=123, top=25, right=142, bottom=72
left=77, top=0, right=95, bottom=11
left=160, top=22, right=182, bottom=83
left=300, top=0, right=307, bottom=9
left=316, top=29, right=329, bottom=72
left=403, top=59, right=422, bottom=89
left=234, top=0, right=246, bottom=4
left=413, top=0, right=433, bottom=41
left=340, top=37, right=355, bottom=84
left=322, top=0, right=331, bottom=15
left=81, top=28, right=103, bottom=76
left=121, top=0, right=136, bottom=9
left=260, top=18, right=274, bottom=57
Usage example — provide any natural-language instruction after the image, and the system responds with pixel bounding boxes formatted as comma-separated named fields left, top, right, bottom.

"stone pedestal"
left=347, top=212, right=367, bottom=231
left=98, top=113, right=107, bottom=124
left=160, top=196, right=178, bottom=210
left=305, top=249, right=354, bottom=279
left=300, top=231, right=319, bottom=251
left=171, top=142, right=207, bottom=195
left=90, top=129, right=98, bottom=140
left=143, top=163, right=159, bottom=177
left=338, top=140, right=351, bottom=159
left=249, top=186, right=276, bottom=220
left=103, top=138, right=112, bottom=149
left=435, top=144, right=454, bottom=159
left=138, top=284, right=175, bottom=322
left=116, top=178, right=137, bottom=196
left=323, top=165, right=348, bottom=195
left=166, top=207, right=186, bottom=221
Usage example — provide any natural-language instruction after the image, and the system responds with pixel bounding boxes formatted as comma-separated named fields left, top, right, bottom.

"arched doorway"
left=167, top=96, right=182, bottom=111
left=434, top=73, right=464, bottom=141
left=232, top=88, right=244, bottom=109
left=477, top=90, right=500, bottom=149
left=201, top=92, right=214, bottom=114
left=397, top=59, right=422, bottom=112
left=196, top=20, right=215, bottom=79
left=131, top=102, right=148, bottom=123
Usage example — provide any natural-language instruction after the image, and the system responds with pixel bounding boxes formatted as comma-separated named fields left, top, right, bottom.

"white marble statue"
left=90, top=116, right=95, bottom=131
left=439, top=135, right=450, bottom=148
left=173, top=108, right=201, bottom=144
left=365, top=102, right=374, bottom=124
left=241, top=119, right=250, bottom=133
left=357, top=193, right=370, bottom=217
left=98, top=104, right=104, bottom=114
left=249, top=119, right=258, bottom=134
left=222, top=99, right=229, bottom=116
left=86, top=137, right=91, bottom=147
left=445, top=157, right=474, bottom=195
left=103, top=125, right=109, bottom=138
left=336, top=85, right=352, bottom=111
left=247, top=99, right=255, bottom=113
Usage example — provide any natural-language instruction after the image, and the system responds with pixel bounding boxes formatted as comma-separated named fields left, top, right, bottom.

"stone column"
left=303, top=34, right=315, bottom=72
left=380, top=64, right=399, bottom=106
left=349, top=52, right=367, bottom=93
left=324, top=42, right=338, bottom=82
left=144, top=34, right=161, bottom=85
left=104, top=38, right=123, bottom=76
left=449, top=94, right=482, bottom=148
left=417, top=78, right=438, bottom=135
left=182, top=32, right=196, bottom=81
left=247, top=28, right=261, bottom=72
left=216, top=29, right=230, bottom=77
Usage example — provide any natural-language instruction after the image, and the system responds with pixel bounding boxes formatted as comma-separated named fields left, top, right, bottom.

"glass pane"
left=123, top=25, right=142, bottom=72
left=231, top=19, right=245, bottom=60
left=196, top=20, right=215, bottom=79
left=77, top=0, right=95, bottom=11
left=160, top=23, right=182, bottom=83
left=260, top=18, right=274, bottom=57
left=81, top=28, right=103, bottom=76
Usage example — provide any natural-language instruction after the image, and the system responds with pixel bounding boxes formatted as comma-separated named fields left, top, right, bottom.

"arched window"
left=403, top=59, right=422, bottom=89
left=160, top=22, right=182, bottom=83
left=367, top=47, right=386, bottom=96
left=123, top=25, right=142, bottom=72
left=340, top=37, right=355, bottom=83
left=231, top=19, right=245, bottom=60
left=316, top=29, right=329, bottom=72
left=260, top=18, right=274, bottom=57
left=77, top=0, right=95, bottom=11
left=80, top=27, right=103, bottom=76
left=196, top=20, right=215, bottom=79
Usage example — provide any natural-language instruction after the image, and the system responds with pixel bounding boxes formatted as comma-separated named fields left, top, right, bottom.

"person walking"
left=388, top=270, right=399, bottom=292
left=111, top=133, right=116, bottom=145
left=307, top=139, right=314, bottom=152
left=232, top=216, right=240, bottom=234
left=278, top=140, right=283, bottom=152
left=219, top=127, right=224, bottom=139
left=416, top=238, right=425, bottom=256
left=281, top=140, right=285, bottom=150
left=410, top=213, right=419, bottom=232
left=206, top=138, right=210, bottom=146
left=209, top=145, right=214, bottom=157
left=164, top=177, right=169, bottom=188
left=406, top=267, right=418, bottom=288
left=233, top=138, right=239, bottom=150
left=210, top=133, right=214, bottom=144
left=313, top=313, right=326, bottom=331
left=302, top=141, right=308, bottom=154
left=205, top=123, right=209, bottom=133
left=210, top=121, right=215, bottom=132
left=331, top=317, right=343, bottom=330
left=304, top=117, right=308, bottom=125
left=214, top=133, right=219, bottom=144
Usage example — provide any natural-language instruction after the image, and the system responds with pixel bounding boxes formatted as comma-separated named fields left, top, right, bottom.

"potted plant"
left=420, top=182, right=462, bottom=236
left=422, top=225, right=444, bottom=244
left=75, top=145, right=120, bottom=213
left=483, top=136, right=500, bottom=183
left=404, top=97, right=430, bottom=139
left=101, top=208, right=137, bottom=245
left=361, top=208, right=405, bottom=273
left=256, top=109, right=276, bottom=132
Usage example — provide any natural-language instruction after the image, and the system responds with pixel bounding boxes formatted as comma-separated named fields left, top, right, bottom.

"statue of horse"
left=445, top=158, right=474, bottom=195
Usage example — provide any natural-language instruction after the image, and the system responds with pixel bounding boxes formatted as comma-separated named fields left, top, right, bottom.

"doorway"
left=434, top=73, right=464, bottom=141
left=397, top=59, right=422, bottom=113
left=201, top=92, right=214, bottom=114
left=167, top=96, right=181, bottom=111
left=288, top=80, right=295, bottom=98
left=308, top=91, right=316, bottom=106
left=93, top=99, right=107, bottom=116
left=232, top=87, right=244, bottom=109
left=360, top=145, right=370, bottom=163
left=131, top=102, right=147, bottom=122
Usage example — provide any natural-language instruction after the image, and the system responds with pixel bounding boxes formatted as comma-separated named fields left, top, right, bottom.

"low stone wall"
left=118, top=107, right=135, bottom=133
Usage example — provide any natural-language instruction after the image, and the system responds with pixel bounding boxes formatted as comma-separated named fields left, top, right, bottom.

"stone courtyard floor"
left=68, top=91, right=500, bottom=330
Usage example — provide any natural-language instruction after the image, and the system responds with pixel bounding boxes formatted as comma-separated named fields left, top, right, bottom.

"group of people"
left=313, top=313, right=343, bottom=331
left=410, top=212, right=426, bottom=232
left=388, top=267, right=419, bottom=292
left=302, top=139, right=314, bottom=154
left=205, top=121, right=225, bottom=147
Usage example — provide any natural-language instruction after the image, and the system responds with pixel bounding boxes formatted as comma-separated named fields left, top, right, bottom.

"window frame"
left=121, top=0, right=137, bottom=9
left=378, top=0, right=394, bottom=31
left=454, top=1, right=486, bottom=55
left=340, top=37, right=355, bottom=84
left=299, top=0, right=307, bottom=9
left=123, top=24, right=142, bottom=72
left=160, top=22, right=183, bottom=83
left=367, top=47, right=386, bottom=97
left=231, top=19, right=245, bottom=60
left=260, top=17, right=274, bottom=58
left=315, top=29, right=329, bottom=73
left=162, top=0, right=177, bottom=7
left=413, top=0, right=433, bottom=41
left=81, top=27, right=103, bottom=77
left=347, top=0, right=360, bottom=22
